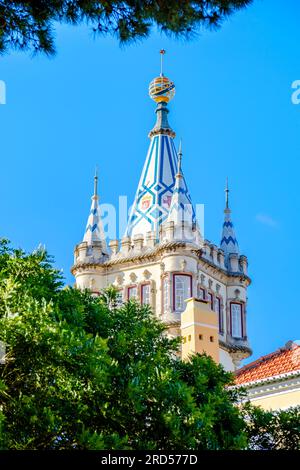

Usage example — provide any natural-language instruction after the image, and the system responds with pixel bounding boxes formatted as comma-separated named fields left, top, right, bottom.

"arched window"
left=128, top=285, right=137, bottom=300
left=230, top=302, right=243, bottom=339
left=141, top=283, right=150, bottom=305
left=173, top=274, right=192, bottom=312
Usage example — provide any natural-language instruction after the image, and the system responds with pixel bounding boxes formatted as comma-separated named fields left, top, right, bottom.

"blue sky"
left=0, top=0, right=300, bottom=363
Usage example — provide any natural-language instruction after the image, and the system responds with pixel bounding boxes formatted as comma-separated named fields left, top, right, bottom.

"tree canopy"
left=0, top=0, right=253, bottom=55
left=0, top=239, right=247, bottom=449
left=242, top=403, right=300, bottom=450
left=0, top=238, right=299, bottom=450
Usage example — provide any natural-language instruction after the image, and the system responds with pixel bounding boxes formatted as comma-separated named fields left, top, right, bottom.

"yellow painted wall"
left=249, top=388, right=300, bottom=411
left=181, top=297, right=219, bottom=363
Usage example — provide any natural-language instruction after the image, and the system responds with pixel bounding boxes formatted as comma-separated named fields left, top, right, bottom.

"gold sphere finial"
left=149, top=50, right=175, bottom=103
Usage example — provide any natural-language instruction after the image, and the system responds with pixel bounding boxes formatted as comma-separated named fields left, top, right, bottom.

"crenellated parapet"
left=200, top=240, right=249, bottom=278
left=73, top=240, right=108, bottom=266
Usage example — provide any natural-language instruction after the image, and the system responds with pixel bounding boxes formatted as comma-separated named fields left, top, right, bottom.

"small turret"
left=164, top=141, right=198, bottom=243
left=220, top=178, right=240, bottom=270
left=83, top=168, right=108, bottom=254
left=72, top=170, right=108, bottom=292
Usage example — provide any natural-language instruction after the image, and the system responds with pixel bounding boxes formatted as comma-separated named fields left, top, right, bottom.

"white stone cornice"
left=234, top=369, right=300, bottom=391
left=237, top=375, right=300, bottom=401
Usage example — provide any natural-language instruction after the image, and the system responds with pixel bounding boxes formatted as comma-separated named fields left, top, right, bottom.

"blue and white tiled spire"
left=83, top=170, right=108, bottom=254
left=125, top=69, right=195, bottom=239
left=165, top=142, right=200, bottom=243
left=220, top=178, right=239, bottom=262
left=167, top=142, right=194, bottom=227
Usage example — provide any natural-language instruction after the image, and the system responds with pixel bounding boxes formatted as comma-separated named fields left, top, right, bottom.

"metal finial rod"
left=225, top=177, right=229, bottom=209
left=94, top=166, right=98, bottom=196
left=178, top=139, right=182, bottom=156
left=160, top=49, right=166, bottom=76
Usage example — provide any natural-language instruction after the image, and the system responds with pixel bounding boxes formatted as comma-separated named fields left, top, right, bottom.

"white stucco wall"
left=219, top=348, right=236, bottom=371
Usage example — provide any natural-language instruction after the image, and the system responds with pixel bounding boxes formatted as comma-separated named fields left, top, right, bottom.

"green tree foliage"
left=0, top=1, right=253, bottom=55
left=242, top=403, right=300, bottom=450
left=1, top=239, right=298, bottom=450
left=0, top=239, right=248, bottom=449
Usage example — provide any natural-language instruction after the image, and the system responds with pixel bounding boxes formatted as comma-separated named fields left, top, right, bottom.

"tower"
left=125, top=54, right=195, bottom=240
left=72, top=53, right=252, bottom=371
left=73, top=169, right=108, bottom=293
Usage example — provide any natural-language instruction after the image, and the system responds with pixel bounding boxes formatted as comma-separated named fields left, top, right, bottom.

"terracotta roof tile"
left=235, top=341, right=300, bottom=385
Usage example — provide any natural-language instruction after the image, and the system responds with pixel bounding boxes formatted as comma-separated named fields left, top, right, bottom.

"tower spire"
left=125, top=54, right=194, bottom=239
left=83, top=170, right=108, bottom=254
left=220, top=179, right=239, bottom=265
left=166, top=143, right=195, bottom=239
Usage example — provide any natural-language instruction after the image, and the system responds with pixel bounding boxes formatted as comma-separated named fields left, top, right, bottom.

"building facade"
left=71, top=66, right=252, bottom=372
left=235, top=341, right=300, bottom=410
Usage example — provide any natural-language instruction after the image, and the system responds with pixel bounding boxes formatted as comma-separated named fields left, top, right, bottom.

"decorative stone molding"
left=109, top=239, right=119, bottom=255
left=148, top=127, right=176, bottom=139
left=235, top=372, right=300, bottom=394
left=129, top=272, right=137, bottom=283
left=239, top=255, right=248, bottom=275
left=234, top=289, right=241, bottom=300
left=121, top=236, right=131, bottom=254
left=143, top=269, right=152, bottom=280
left=180, top=259, right=187, bottom=272
left=219, top=339, right=252, bottom=357
left=146, top=231, right=156, bottom=248
left=133, top=234, right=144, bottom=251
left=115, top=274, right=124, bottom=286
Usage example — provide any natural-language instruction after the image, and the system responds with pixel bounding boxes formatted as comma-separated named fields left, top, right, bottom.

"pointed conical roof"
left=220, top=179, right=239, bottom=259
left=167, top=142, right=194, bottom=227
left=125, top=70, right=195, bottom=239
left=83, top=170, right=108, bottom=254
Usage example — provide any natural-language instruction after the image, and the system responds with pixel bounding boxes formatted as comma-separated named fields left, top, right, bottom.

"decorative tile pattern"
left=125, top=134, right=195, bottom=238
left=83, top=194, right=107, bottom=253
left=220, top=211, right=239, bottom=257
